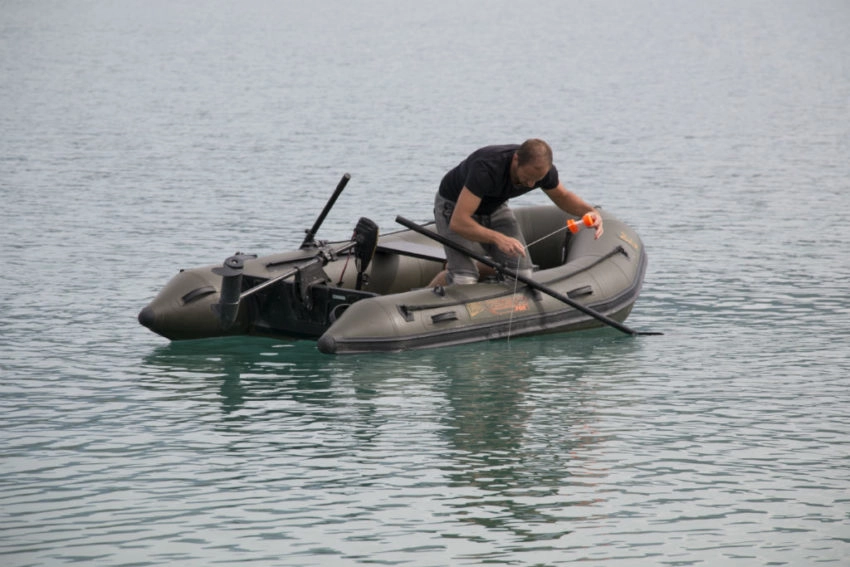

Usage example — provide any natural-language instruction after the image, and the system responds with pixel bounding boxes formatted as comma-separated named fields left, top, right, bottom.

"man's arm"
left=449, top=188, right=527, bottom=257
left=544, top=183, right=604, bottom=238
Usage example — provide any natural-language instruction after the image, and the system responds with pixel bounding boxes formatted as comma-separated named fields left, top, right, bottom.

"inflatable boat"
left=138, top=177, right=652, bottom=353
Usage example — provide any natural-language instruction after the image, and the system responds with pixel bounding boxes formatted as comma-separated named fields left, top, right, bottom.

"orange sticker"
left=467, top=295, right=530, bottom=318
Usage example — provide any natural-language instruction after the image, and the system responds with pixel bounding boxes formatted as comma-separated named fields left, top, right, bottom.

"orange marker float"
left=567, top=213, right=596, bottom=234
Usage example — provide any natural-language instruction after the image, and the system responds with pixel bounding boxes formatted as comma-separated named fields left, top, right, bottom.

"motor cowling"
left=353, top=217, right=378, bottom=290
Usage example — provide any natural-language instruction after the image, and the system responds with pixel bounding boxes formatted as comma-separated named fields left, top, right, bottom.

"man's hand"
left=493, top=233, right=527, bottom=258
left=544, top=184, right=604, bottom=239
left=587, top=211, right=604, bottom=239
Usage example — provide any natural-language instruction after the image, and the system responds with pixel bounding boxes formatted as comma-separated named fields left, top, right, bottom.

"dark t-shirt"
left=438, top=144, right=560, bottom=215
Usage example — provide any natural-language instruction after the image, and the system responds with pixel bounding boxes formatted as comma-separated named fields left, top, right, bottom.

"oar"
left=301, top=173, right=351, bottom=249
left=395, top=215, right=662, bottom=337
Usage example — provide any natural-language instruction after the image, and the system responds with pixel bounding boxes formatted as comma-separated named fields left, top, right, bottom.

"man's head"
left=512, top=139, right=553, bottom=188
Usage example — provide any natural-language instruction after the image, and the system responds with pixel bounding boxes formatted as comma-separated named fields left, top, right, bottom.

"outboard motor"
left=212, top=254, right=245, bottom=329
left=352, top=217, right=379, bottom=290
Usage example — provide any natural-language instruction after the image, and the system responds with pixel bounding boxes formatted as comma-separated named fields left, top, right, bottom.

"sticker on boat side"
left=467, top=295, right=530, bottom=318
left=618, top=231, right=640, bottom=252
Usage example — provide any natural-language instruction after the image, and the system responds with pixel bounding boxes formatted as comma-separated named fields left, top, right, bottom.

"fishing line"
left=506, top=255, right=522, bottom=345
left=506, top=225, right=567, bottom=343
left=525, top=225, right=568, bottom=249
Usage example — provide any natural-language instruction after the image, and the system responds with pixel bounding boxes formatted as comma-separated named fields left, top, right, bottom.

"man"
left=432, top=139, right=603, bottom=286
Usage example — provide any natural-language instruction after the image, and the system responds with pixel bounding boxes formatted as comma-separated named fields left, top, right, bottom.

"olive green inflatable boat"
left=138, top=203, right=650, bottom=353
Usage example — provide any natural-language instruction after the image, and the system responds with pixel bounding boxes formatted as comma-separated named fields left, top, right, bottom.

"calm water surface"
left=2, top=1, right=848, bottom=565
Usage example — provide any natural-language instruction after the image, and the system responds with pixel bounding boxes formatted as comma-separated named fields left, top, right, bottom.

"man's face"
left=513, top=156, right=550, bottom=188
